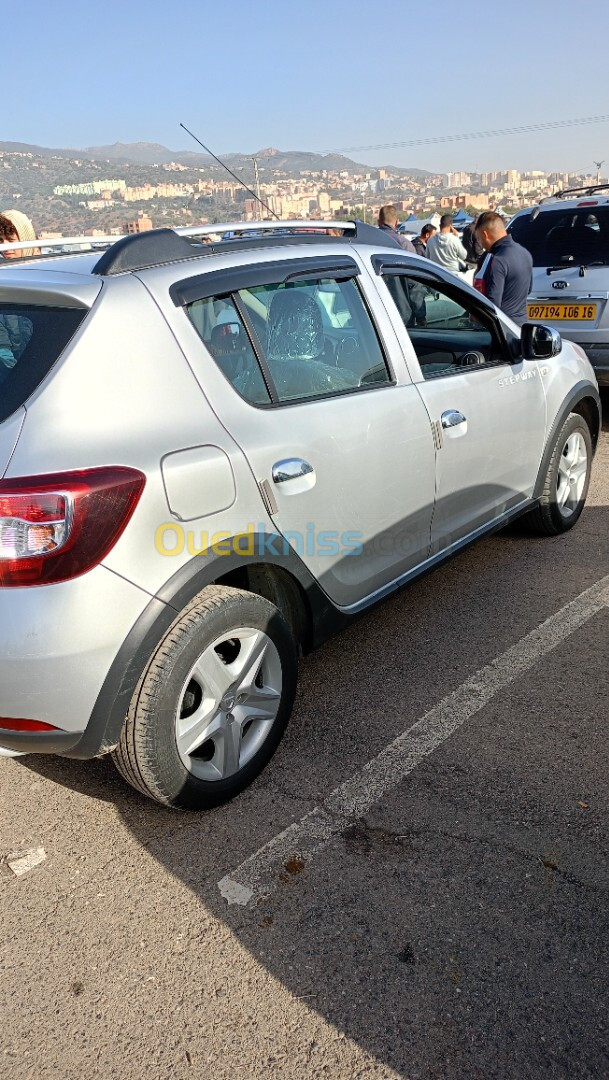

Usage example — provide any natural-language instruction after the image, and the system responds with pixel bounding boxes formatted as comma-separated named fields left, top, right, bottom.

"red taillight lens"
left=0, top=718, right=59, bottom=731
left=473, top=277, right=486, bottom=295
left=0, top=466, right=145, bottom=587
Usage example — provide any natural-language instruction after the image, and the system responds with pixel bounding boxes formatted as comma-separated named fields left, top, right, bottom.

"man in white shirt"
left=426, top=214, right=469, bottom=276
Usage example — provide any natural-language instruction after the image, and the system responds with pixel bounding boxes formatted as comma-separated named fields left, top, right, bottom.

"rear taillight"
left=473, top=277, right=487, bottom=296
left=0, top=466, right=145, bottom=587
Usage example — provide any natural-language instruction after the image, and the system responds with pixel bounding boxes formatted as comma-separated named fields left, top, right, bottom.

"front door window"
left=384, top=275, right=507, bottom=379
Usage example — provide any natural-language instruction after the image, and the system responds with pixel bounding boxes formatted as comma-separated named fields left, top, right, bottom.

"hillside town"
left=1, top=142, right=606, bottom=237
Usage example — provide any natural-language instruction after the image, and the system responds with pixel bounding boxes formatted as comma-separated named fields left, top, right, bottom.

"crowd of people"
left=376, top=203, right=533, bottom=326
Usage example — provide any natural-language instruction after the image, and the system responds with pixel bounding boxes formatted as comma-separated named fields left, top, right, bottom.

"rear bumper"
left=0, top=566, right=155, bottom=757
left=0, top=729, right=81, bottom=756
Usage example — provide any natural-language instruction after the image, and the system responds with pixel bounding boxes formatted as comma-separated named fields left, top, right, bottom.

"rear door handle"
left=441, top=410, right=467, bottom=429
left=272, top=458, right=316, bottom=494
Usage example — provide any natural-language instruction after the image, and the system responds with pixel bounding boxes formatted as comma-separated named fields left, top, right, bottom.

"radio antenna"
left=179, top=122, right=281, bottom=220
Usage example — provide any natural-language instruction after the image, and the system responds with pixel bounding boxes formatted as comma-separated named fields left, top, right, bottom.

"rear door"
left=177, top=255, right=436, bottom=608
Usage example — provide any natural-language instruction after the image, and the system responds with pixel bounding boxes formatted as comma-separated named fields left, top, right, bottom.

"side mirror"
left=521, top=322, right=562, bottom=360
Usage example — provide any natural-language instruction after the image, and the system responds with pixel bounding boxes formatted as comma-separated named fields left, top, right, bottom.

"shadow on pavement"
left=21, top=495, right=609, bottom=1078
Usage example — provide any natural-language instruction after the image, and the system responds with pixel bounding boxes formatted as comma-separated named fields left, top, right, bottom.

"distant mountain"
left=0, top=139, right=431, bottom=178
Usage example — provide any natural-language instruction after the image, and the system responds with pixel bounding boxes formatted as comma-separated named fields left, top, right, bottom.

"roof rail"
left=542, top=182, right=609, bottom=203
left=92, top=220, right=361, bottom=275
left=175, top=219, right=356, bottom=238
left=1, top=219, right=400, bottom=275
left=0, top=234, right=125, bottom=256
left=92, top=219, right=400, bottom=275
left=1, top=220, right=355, bottom=260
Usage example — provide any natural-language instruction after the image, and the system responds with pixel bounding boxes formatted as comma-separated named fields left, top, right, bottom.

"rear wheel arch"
left=112, top=583, right=300, bottom=809
left=70, top=543, right=331, bottom=760
left=216, top=562, right=313, bottom=654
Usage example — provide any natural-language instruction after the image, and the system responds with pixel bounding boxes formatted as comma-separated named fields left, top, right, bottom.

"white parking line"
left=218, top=574, right=609, bottom=906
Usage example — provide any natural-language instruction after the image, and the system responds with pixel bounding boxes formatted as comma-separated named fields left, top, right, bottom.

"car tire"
left=524, top=412, right=592, bottom=536
left=112, top=585, right=298, bottom=810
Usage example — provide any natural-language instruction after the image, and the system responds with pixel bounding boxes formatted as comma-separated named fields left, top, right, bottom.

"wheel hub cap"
left=175, top=627, right=282, bottom=782
left=556, top=431, right=588, bottom=518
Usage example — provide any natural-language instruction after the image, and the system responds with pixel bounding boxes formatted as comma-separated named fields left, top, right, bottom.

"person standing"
left=377, top=205, right=416, bottom=252
left=462, top=214, right=486, bottom=269
left=0, top=216, right=33, bottom=369
left=1, top=210, right=38, bottom=257
left=474, top=211, right=533, bottom=326
left=411, top=223, right=436, bottom=257
left=426, top=214, right=469, bottom=275
left=0, top=214, right=19, bottom=259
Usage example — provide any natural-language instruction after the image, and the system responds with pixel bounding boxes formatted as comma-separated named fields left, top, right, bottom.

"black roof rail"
left=92, top=220, right=400, bottom=276
left=543, top=183, right=609, bottom=202
left=92, top=229, right=206, bottom=275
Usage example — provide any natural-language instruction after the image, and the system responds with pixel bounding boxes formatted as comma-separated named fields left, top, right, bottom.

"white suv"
left=509, top=185, right=609, bottom=385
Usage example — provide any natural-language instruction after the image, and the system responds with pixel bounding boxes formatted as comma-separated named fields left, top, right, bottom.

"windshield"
left=509, top=206, right=609, bottom=267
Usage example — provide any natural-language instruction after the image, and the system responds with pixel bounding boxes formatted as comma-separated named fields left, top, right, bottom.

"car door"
left=375, top=261, right=547, bottom=554
left=179, top=255, right=436, bottom=608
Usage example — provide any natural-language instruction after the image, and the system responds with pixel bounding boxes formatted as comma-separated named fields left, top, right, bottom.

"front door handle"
left=441, top=409, right=467, bottom=429
left=272, top=458, right=316, bottom=494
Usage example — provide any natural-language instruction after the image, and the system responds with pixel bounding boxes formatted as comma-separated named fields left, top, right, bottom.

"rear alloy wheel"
left=112, top=585, right=298, bottom=810
left=525, top=413, right=592, bottom=536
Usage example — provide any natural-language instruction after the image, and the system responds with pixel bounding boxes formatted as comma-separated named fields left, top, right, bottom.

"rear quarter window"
left=0, top=304, right=86, bottom=423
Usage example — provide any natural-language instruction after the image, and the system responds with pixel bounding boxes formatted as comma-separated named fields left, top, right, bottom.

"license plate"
left=527, top=302, right=597, bottom=322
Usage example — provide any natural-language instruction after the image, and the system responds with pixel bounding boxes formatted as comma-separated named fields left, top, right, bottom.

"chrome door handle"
left=272, top=458, right=315, bottom=484
left=441, top=409, right=467, bottom=429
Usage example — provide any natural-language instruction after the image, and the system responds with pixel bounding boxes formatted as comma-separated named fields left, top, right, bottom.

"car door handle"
left=272, top=458, right=314, bottom=483
left=441, top=410, right=467, bottom=429
left=272, top=458, right=316, bottom=494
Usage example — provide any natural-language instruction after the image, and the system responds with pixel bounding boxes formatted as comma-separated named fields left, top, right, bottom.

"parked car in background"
left=508, top=185, right=609, bottom=385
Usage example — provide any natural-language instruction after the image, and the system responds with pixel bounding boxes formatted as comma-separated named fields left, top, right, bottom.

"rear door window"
left=186, top=275, right=391, bottom=406
left=0, top=304, right=87, bottom=423
left=186, top=294, right=271, bottom=404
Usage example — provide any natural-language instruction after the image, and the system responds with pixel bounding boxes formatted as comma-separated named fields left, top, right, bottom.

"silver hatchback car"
left=0, top=220, right=601, bottom=809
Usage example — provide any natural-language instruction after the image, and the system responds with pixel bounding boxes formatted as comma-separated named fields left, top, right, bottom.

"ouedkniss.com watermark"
left=155, top=522, right=363, bottom=558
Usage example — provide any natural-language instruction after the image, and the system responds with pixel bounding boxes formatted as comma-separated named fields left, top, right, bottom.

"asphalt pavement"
left=2, top=403, right=609, bottom=1080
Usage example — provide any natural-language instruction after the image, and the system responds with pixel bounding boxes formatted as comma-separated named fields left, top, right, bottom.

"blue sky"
left=7, top=0, right=609, bottom=173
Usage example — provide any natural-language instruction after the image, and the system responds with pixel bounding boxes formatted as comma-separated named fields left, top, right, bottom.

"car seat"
left=266, top=289, right=326, bottom=361
left=260, top=288, right=355, bottom=399
left=544, top=226, right=577, bottom=263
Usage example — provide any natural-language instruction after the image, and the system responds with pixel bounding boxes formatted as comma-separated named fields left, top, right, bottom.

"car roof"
left=512, top=184, right=609, bottom=220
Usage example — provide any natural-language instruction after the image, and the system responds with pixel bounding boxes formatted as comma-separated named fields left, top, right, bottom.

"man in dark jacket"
left=475, top=211, right=533, bottom=325
left=378, top=205, right=416, bottom=252
left=412, top=223, right=436, bottom=257
left=462, top=215, right=485, bottom=268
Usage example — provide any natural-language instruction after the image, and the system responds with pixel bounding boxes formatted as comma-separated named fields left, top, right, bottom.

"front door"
left=380, top=270, right=547, bottom=554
